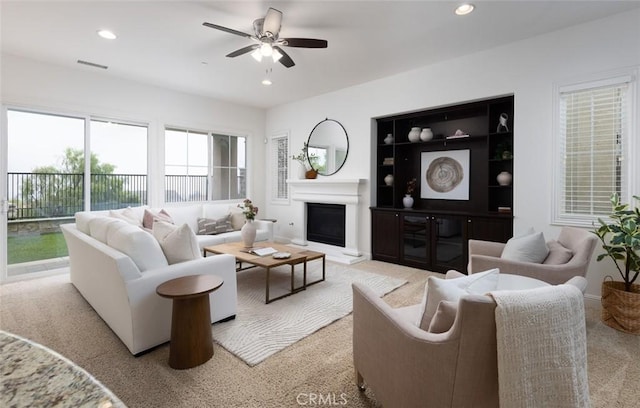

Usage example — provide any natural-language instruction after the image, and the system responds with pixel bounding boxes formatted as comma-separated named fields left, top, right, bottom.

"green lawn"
left=7, top=232, right=68, bottom=264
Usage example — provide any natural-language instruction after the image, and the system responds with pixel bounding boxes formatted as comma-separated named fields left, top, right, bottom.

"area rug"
left=211, top=261, right=406, bottom=366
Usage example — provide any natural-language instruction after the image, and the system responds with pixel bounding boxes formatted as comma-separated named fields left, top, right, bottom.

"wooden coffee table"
left=204, top=242, right=325, bottom=304
left=156, top=274, right=224, bottom=369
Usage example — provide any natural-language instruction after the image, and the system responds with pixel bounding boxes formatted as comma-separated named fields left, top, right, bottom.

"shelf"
left=488, top=158, right=513, bottom=163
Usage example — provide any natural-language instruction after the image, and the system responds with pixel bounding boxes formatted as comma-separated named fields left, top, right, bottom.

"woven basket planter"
left=601, top=280, right=640, bottom=335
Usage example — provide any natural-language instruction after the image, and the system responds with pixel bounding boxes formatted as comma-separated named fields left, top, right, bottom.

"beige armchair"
left=352, top=275, right=588, bottom=407
left=468, top=226, right=598, bottom=285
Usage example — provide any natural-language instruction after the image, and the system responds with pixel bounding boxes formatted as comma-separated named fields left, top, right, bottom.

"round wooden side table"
left=156, top=274, right=224, bottom=369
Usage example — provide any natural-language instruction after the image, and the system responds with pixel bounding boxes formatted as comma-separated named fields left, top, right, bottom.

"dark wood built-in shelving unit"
left=371, top=95, right=514, bottom=273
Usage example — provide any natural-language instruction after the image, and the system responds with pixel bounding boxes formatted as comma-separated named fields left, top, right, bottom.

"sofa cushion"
left=202, top=204, right=231, bottom=220
left=152, top=221, right=202, bottom=264
left=543, top=240, right=574, bottom=265
left=107, top=223, right=168, bottom=272
left=501, top=231, right=549, bottom=263
left=195, top=234, right=226, bottom=248
left=89, top=217, right=125, bottom=244
left=163, top=205, right=201, bottom=233
left=197, top=216, right=234, bottom=235
left=109, top=207, right=142, bottom=226
left=75, top=212, right=97, bottom=235
left=418, top=269, right=499, bottom=330
left=143, top=209, right=173, bottom=230
left=428, top=300, right=458, bottom=334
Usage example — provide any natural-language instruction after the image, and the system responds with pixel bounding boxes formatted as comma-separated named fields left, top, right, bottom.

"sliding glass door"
left=1, top=109, right=148, bottom=281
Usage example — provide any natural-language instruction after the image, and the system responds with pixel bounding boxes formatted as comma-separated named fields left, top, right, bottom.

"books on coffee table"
left=249, top=247, right=278, bottom=256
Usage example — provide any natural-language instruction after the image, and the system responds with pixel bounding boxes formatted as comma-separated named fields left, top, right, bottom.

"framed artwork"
left=420, top=149, right=470, bottom=200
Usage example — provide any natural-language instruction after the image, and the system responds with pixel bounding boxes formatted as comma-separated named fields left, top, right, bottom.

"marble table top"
left=0, top=330, right=126, bottom=407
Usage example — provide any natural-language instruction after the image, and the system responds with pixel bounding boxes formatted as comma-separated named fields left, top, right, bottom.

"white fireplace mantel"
left=287, top=178, right=364, bottom=262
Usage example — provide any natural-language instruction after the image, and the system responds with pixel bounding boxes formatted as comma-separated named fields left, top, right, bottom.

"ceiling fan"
left=203, top=7, right=328, bottom=68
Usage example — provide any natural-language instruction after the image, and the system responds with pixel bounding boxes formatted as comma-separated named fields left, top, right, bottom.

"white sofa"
left=61, top=203, right=273, bottom=355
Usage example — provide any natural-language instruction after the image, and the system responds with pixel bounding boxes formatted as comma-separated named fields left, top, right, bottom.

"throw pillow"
left=543, top=240, right=574, bottom=265
left=228, top=207, right=245, bottom=231
left=106, top=223, right=168, bottom=272
left=197, top=216, right=234, bottom=235
left=427, top=300, right=458, bottom=334
left=89, top=217, right=123, bottom=243
left=501, top=231, right=549, bottom=263
left=418, top=268, right=499, bottom=330
left=143, top=209, right=173, bottom=230
left=152, top=221, right=202, bottom=264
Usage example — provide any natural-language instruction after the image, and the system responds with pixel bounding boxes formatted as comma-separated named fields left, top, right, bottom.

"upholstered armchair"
left=352, top=275, right=589, bottom=407
left=468, top=226, right=598, bottom=285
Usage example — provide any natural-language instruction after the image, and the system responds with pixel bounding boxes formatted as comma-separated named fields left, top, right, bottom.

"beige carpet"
left=1, top=261, right=639, bottom=408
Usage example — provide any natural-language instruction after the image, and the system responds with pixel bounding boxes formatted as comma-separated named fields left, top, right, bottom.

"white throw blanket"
left=491, top=285, right=590, bottom=408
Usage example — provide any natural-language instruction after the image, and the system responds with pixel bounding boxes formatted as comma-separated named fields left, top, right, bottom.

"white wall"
left=265, top=10, right=640, bottom=298
left=1, top=54, right=267, bottom=208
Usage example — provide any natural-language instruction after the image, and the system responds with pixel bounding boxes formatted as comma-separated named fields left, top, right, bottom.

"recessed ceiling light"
left=261, top=78, right=272, bottom=86
left=455, top=3, right=475, bottom=16
left=97, top=29, right=117, bottom=40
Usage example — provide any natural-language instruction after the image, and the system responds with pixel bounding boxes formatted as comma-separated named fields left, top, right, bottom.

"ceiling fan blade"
left=202, top=22, right=253, bottom=39
left=273, top=46, right=295, bottom=68
left=226, top=44, right=260, bottom=58
left=263, top=7, right=282, bottom=37
left=282, top=38, right=328, bottom=48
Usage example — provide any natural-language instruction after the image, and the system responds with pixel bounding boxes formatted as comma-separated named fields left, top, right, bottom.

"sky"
left=7, top=110, right=147, bottom=174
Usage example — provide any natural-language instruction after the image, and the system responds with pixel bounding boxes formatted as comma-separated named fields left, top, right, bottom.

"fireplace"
left=307, top=203, right=346, bottom=247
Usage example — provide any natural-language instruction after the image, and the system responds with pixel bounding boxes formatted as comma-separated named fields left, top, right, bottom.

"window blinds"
left=558, top=80, right=630, bottom=220
left=271, top=135, right=289, bottom=201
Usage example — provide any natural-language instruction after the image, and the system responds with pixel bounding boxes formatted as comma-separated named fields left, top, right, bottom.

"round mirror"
left=306, top=118, right=349, bottom=176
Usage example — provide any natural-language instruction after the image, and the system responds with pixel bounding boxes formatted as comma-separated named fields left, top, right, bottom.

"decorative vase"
left=403, top=195, right=414, bottom=208
left=384, top=133, right=394, bottom=144
left=420, top=128, right=433, bottom=141
left=408, top=127, right=421, bottom=143
left=601, top=280, right=640, bottom=334
left=384, top=174, right=394, bottom=186
left=497, top=171, right=512, bottom=186
left=241, top=220, right=257, bottom=248
left=305, top=169, right=318, bottom=179
left=295, top=161, right=306, bottom=179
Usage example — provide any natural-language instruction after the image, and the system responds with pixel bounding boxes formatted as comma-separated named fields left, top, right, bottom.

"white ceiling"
left=2, top=1, right=639, bottom=109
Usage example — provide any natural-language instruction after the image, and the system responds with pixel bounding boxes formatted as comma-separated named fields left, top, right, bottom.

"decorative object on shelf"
left=446, top=129, right=469, bottom=139
left=384, top=174, right=394, bottom=186
left=384, top=133, right=394, bottom=144
left=420, top=128, right=433, bottom=142
left=292, top=142, right=313, bottom=179
left=403, top=178, right=417, bottom=208
left=382, top=157, right=394, bottom=166
left=408, top=127, right=421, bottom=142
left=497, top=113, right=509, bottom=133
left=238, top=198, right=259, bottom=248
left=593, top=193, right=640, bottom=334
left=421, top=150, right=470, bottom=200
left=496, top=171, right=513, bottom=186
left=305, top=168, right=318, bottom=179
left=494, top=140, right=513, bottom=160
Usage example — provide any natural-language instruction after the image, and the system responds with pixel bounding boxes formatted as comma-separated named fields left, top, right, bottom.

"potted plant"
left=593, top=193, right=640, bottom=334
left=292, top=142, right=318, bottom=179
left=238, top=198, right=259, bottom=248
left=403, top=178, right=417, bottom=208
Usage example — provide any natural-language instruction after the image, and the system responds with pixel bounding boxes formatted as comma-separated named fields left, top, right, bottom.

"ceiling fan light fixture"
left=262, top=68, right=273, bottom=86
left=455, top=3, right=475, bottom=16
left=251, top=48, right=263, bottom=62
left=260, top=43, right=273, bottom=57
left=272, top=48, right=283, bottom=63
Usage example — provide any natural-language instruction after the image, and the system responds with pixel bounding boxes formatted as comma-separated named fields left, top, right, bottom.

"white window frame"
left=552, top=68, right=639, bottom=227
left=270, top=131, right=290, bottom=204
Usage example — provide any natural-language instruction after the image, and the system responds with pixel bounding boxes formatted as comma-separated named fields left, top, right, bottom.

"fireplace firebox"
left=306, top=203, right=346, bottom=247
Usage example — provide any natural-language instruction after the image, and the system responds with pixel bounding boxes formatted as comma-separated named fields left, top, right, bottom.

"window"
left=164, top=128, right=246, bottom=202
left=271, top=133, right=289, bottom=202
left=553, top=73, right=635, bottom=226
